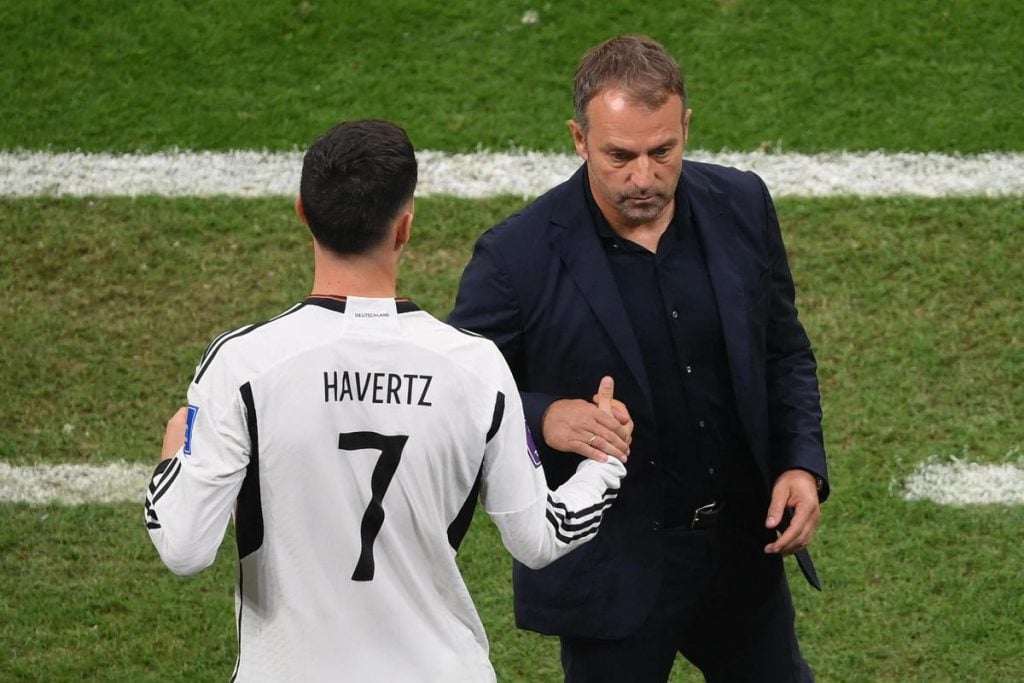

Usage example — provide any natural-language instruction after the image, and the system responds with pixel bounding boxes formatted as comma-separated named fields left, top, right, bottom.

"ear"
left=682, top=108, right=693, bottom=148
left=568, top=119, right=588, bottom=161
left=294, top=195, right=308, bottom=224
left=394, top=206, right=413, bottom=250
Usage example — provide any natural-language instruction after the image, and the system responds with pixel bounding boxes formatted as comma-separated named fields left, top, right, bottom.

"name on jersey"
left=323, top=371, right=433, bottom=406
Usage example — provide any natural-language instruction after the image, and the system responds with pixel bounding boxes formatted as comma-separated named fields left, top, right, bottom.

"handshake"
left=541, top=376, right=633, bottom=464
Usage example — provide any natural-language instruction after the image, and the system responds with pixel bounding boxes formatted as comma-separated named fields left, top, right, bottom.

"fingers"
left=596, top=376, right=614, bottom=414
left=590, top=397, right=631, bottom=461
left=581, top=441, right=610, bottom=463
left=764, top=491, right=787, bottom=531
left=608, top=402, right=633, bottom=431
left=539, top=380, right=633, bottom=464
left=764, top=506, right=819, bottom=555
left=600, top=409, right=631, bottom=443
left=580, top=423, right=628, bottom=463
left=541, top=398, right=630, bottom=463
left=764, top=469, right=821, bottom=555
left=587, top=401, right=634, bottom=445
left=542, top=399, right=603, bottom=460
left=591, top=377, right=633, bottom=447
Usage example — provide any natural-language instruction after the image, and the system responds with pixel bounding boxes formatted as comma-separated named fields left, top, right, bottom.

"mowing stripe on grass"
left=3, top=459, right=1023, bottom=505
left=2, top=150, right=1022, bottom=198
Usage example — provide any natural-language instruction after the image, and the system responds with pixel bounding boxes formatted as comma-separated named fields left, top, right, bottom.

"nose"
left=630, top=156, right=652, bottom=189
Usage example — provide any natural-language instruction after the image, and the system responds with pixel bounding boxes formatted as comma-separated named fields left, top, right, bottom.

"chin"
left=620, top=203, right=669, bottom=225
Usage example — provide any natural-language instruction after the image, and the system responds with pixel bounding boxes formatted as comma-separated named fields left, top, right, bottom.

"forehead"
left=585, top=88, right=684, bottom=147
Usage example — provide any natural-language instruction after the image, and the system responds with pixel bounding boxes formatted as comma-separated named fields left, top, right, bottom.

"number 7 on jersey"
left=338, top=431, right=408, bottom=581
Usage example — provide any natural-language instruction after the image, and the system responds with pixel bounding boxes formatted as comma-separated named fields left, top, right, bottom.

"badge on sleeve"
left=525, top=423, right=542, bottom=468
left=183, top=404, right=199, bottom=456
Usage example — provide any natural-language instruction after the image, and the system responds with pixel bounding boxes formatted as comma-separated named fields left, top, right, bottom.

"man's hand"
left=764, top=469, right=821, bottom=555
left=160, top=407, right=188, bottom=461
left=541, top=376, right=632, bottom=463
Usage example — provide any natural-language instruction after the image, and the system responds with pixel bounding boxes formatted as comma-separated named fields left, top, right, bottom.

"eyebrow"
left=600, top=138, right=679, bottom=155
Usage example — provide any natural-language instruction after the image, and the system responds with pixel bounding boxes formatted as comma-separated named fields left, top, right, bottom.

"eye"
left=652, top=147, right=671, bottom=159
left=609, top=151, right=628, bottom=162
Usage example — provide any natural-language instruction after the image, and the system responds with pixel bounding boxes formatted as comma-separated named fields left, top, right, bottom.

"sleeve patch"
left=183, top=404, right=199, bottom=456
left=525, top=423, right=542, bottom=468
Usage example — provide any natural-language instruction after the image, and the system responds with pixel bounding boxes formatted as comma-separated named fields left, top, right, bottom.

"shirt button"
left=671, top=310, right=679, bottom=319
left=685, top=365, right=692, bottom=374
left=708, top=467, right=715, bottom=476
left=698, top=419, right=705, bottom=428
left=652, top=520, right=661, bottom=531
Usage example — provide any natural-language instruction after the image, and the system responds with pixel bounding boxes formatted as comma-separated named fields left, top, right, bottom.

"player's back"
left=168, top=296, right=508, bottom=681
left=245, top=297, right=504, bottom=680
left=148, top=294, right=626, bottom=681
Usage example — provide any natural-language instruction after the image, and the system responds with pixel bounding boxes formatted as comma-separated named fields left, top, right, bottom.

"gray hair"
left=573, top=35, right=687, bottom=130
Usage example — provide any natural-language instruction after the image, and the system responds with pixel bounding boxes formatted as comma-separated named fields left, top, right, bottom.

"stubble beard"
left=614, top=190, right=673, bottom=226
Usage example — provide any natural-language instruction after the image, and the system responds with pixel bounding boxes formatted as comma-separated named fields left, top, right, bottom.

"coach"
left=449, top=35, right=829, bottom=682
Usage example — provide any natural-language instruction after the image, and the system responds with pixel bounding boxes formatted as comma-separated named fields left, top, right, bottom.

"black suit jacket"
left=449, top=161, right=828, bottom=638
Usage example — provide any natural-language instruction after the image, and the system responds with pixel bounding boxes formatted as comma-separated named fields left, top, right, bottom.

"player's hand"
left=764, top=469, right=821, bottom=555
left=160, top=407, right=188, bottom=461
left=541, top=376, right=632, bottom=463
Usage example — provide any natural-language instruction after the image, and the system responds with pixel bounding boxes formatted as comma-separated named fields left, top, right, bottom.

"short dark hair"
left=573, top=35, right=687, bottom=131
left=299, top=119, right=417, bottom=255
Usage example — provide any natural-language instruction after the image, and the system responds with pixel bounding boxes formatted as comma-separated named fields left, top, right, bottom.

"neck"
left=311, top=244, right=399, bottom=299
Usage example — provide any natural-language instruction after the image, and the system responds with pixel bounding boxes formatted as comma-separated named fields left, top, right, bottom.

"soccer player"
left=144, top=119, right=627, bottom=681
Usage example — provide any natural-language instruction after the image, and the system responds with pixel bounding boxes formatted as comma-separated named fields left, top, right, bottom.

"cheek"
left=656, top=160, right=683, bottom=184
left=594, top=166, right=627, bottom=192
left=660, top=157, right=682, bottom=173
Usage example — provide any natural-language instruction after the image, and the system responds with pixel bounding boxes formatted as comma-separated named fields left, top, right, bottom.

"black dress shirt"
left=585, top=178, right=758, bottom=527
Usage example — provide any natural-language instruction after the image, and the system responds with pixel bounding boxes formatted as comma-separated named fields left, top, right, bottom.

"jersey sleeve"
left=479, top=363, right=627, bottom=570
left=144, top=378, right=251, bottom=576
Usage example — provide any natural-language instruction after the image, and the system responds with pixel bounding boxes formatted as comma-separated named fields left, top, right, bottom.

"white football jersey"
left=145, top=296, right=625, bottom=682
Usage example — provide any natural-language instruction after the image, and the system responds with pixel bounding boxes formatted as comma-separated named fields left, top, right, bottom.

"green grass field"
left=2, top=0, right=1021, bottom=153
left=2, top=1, right=1023, bottom=681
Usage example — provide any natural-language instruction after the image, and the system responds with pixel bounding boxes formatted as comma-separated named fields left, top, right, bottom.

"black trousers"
left=560, top=522, right=813, bottom=683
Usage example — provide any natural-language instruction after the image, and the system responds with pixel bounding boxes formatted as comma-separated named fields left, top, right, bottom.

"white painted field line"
left=901, top=450, right=1024, bottom=506
left=0, top=461, right=152, bottom=505
left=3, top=453, right=1024, bottom=505
left=2, top=150, right=1023, bottom=199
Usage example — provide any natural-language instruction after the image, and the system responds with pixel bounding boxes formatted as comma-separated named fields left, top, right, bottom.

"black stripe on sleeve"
left=144, top=457, right=182, bottom=530
left=194, top=324, right=258, bottom=384
left=546, top=491, right=619, bottom=521
left=146, top=457, right=175, bottom=497
left=486, top=391, right=505, bottom=443
left=151, top=458, right=182, bottom=502
left=235, top=382, right=264, bottom=560
left=545, top=511, right=601, bottom=544
left=544, top=490, right=619, bottom=543
left=199, top=328, right=235, bottom=366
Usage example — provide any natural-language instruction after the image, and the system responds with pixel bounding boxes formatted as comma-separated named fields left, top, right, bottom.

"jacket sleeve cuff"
left=521, top=391, right=561, bottom=442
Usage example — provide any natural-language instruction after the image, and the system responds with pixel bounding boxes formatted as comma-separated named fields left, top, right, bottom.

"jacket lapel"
left=548, top=167, right=654, bottom=411
left=685, top=165, right=757, bottom=446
